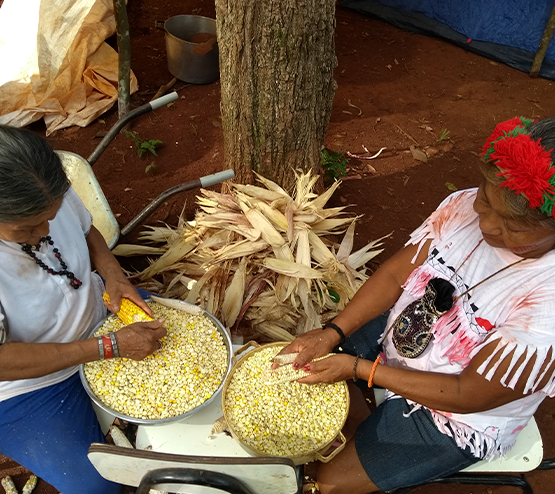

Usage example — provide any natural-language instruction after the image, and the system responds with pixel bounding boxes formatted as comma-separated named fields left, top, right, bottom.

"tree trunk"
left=113, top=0, right=131, bottom=118
left=530, top=2, right=555, bottom=78
left=215, top=0, right=337, bottom=190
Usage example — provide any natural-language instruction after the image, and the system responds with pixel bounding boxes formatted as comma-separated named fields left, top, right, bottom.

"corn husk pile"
left=114, top=171, right=387, bottom=341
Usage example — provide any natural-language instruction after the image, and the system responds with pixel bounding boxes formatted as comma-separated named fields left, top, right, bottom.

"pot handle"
left=232, top=340, right=259, bottom=364
left=154, top=20, right=165, bottom=30
left=314, top=432, right=346, bottom=463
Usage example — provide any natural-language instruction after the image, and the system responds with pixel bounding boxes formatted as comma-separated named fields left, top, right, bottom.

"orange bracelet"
left=368, top=356, right=383, bottom=388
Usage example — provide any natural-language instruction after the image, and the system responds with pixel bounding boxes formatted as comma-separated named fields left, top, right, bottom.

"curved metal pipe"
left=87, top=92, right=179, bottom=166
left=120, top=169, right=235, bottom=237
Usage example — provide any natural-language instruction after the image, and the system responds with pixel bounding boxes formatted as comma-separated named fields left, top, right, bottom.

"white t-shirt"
left=0, top=188, right=107, bottom=402
left=381, top=188, right=555, bottom=459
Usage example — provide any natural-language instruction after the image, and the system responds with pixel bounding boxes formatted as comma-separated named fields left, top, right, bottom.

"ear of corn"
left=116, top=170, right=386, bottom=342
left=109, top=425, right=134, bottom=448
left=22, top=475, right=38, bottom=494
left=221, top=258, right=247, bottom=328
left=149, top=294, right=204, bottom=316
left=1, top=477, right=17, bottom=494
left=210, top=415, right=229, bottom=436
left=103, top=292, right=153, bottom=325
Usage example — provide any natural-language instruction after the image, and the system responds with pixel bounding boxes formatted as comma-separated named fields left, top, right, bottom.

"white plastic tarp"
left=0, top=0, right=138, bottom=135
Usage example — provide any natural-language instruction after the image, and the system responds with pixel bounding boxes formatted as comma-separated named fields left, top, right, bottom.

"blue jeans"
left=0, top=373, right=121, bottom=494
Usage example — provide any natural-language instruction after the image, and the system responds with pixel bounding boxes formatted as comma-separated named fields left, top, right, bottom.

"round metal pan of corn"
left=222, top=342, right=350, bottom=465
left=79, top=298, right=232, bottom=424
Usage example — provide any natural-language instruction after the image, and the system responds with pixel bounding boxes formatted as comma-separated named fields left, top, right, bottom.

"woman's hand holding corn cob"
left=110, top=319, right=167, bottom=360
left=273, top=327, right=340, bottom=370
left=102, top=276, right=153, bottom=318
left=86, top=225, right=153, bottom=318
left=296, top=353, right=356, bottom=385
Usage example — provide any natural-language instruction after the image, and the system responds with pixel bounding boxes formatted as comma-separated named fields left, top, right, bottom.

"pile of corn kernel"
left=83, top=302, right=228, bottom=420
left=224, top=345, right=348, bottom=457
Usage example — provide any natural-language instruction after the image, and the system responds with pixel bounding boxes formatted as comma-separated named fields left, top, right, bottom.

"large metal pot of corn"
left=222, top=341, right=349, bottom=465
left=80, top=298, right=232, bottom=425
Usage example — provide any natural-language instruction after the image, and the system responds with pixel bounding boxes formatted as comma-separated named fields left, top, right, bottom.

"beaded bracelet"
left=97, top=336, right=105, bottom=360
left=109, top=332, right=120, bottom=358
left=102, top=334, right=114, bottom=359
left=352, top=355, right=362, bottom=382
left=322, top=321, right=346, bottom=345
left=368, top=356, right=383, bottom=388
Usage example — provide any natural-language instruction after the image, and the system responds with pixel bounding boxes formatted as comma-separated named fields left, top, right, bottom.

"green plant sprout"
left=321, top=149, right=349, bottom=184
left=439, top=128, right=451, bottom=141
left=125, top=131, right=163, bottom=158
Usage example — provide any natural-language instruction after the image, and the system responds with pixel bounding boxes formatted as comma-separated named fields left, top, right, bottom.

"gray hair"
left=480, top=117, right=555, bottom=231
left=0, top=125, right=70, bottom=222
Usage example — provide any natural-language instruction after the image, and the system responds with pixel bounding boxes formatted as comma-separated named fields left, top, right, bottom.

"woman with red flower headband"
left=278, top=117, right=555, bottom=494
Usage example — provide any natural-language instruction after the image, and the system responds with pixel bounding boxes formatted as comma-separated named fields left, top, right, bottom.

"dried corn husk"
left=122, top=170, right=388, bottom=339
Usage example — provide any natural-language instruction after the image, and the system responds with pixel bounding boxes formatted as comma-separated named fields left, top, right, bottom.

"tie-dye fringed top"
left=380, top=188, right=555, bottom=460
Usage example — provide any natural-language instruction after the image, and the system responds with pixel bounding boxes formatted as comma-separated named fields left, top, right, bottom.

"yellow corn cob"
left=103, top=292, right=153, bottom=325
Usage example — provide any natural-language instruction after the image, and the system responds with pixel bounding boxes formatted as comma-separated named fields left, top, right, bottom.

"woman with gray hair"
left=0, top=125, right=167, bottom=494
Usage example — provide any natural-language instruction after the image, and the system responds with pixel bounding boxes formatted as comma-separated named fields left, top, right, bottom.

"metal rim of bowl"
left=79, top=299, right=233, bottom=425
left=221, top=341, right=350, bottom=461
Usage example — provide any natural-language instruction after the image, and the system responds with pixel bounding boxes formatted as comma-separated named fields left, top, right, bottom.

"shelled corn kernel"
left=83, top=301, right=228, bottom=420
left=224, top=345, right=348, bottom=457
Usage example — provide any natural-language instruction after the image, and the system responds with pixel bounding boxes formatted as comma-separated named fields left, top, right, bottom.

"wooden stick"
left=530, top=3, right=555, bottom=78
left=151, top=77, right=178, bottom=101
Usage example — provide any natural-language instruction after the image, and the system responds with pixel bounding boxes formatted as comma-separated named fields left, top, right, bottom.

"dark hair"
left=0, top=125, right=70, bottom=222
left=480, top=117, right=555, bottom=231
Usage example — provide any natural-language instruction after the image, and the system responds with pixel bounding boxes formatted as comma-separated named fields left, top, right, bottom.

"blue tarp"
left=339, top=0, right=555, bottom=80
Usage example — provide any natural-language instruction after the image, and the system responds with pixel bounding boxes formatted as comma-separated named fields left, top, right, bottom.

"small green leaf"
left=439, top=128, right=451, bottom=141
left=445, top=182, right=458, bottom=192
left=328, top=288, right=340, bottom=303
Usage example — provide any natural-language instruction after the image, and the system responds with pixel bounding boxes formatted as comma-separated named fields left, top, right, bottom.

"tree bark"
left=215, top=0, right=337, bottom=190
left=530, top=2, right=555, bottom=78
left=113, top=0, right=131, bottom=118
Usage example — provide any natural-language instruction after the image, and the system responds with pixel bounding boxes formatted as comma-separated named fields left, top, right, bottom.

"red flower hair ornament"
left=480, top=117, right=555, bottom=217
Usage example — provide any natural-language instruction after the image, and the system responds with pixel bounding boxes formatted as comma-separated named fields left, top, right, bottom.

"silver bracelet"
left=97, top=336, right=105, bottom=360
left=109, top=332, right=120, bottom=358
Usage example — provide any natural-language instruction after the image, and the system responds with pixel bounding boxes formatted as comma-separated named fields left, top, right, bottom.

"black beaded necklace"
left=21, top=235, right=82, bottom=289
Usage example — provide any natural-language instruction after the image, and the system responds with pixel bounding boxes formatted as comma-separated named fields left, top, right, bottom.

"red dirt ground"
left=3, top=0, right=555, bottom=493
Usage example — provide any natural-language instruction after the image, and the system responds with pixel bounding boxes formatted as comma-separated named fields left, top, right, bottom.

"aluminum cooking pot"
left=155, top=15, right=219, bottom=84
left=79, top=298, right=232, bottom=425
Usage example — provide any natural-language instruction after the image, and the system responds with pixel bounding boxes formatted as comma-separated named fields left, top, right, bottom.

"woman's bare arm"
left=302, top=338, right=547, bottom=413
left=86, top=225, right=152, bottom=316
left=286, top=239, right=432, bottom=368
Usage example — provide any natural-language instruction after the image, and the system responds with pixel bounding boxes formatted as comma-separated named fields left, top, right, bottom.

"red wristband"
left=102, top=334, right=114, bottom=359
